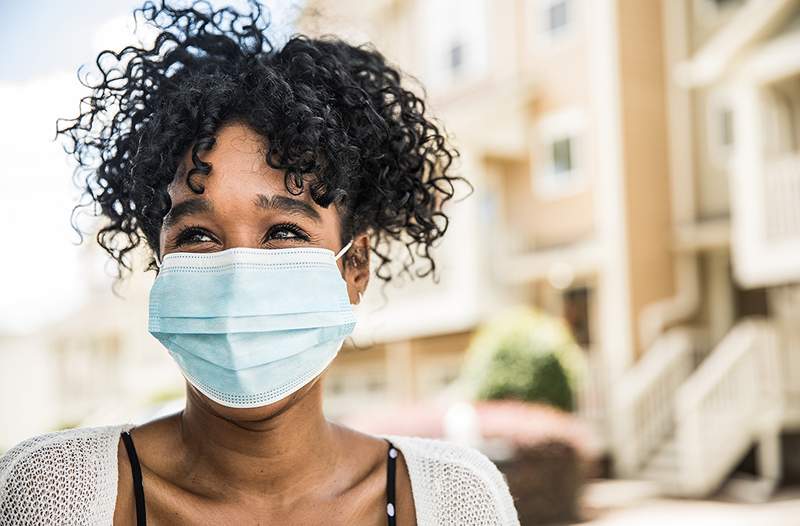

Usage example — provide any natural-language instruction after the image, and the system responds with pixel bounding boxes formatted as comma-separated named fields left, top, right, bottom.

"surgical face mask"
left=148, top=240, right=356, bottom=408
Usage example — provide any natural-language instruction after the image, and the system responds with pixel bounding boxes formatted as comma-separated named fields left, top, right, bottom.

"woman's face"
left=159, top=121, right=369, bottom=421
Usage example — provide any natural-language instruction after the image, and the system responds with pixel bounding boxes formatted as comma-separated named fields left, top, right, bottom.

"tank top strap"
left=384, top=439, right=398, bottom=526
left=121, top=430, right=147, bottom=526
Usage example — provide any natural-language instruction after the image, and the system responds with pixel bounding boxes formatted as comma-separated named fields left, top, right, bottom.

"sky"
left=0, top=0, right=302, bottom=333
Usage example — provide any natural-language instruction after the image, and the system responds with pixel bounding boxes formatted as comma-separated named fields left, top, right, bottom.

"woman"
left=0, top=1, right=520, bottom=524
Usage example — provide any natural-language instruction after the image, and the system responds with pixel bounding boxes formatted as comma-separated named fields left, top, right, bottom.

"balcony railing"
left=765, top=154, right=800, bottom=242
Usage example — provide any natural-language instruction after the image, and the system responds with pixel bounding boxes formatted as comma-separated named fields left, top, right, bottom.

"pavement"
left=570, top=479, right=800, bottom=526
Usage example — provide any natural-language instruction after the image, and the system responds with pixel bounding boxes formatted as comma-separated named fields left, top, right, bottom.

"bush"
left=461, top=306, right=585, bottom=412
left=478, top=343, right=574, bottom=411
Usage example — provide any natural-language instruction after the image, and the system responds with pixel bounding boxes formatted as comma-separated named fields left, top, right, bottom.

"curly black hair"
left=57, top=0, right=471, bottom=283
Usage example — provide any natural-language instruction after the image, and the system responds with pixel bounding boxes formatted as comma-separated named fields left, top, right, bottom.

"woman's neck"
left=177, top=380, right=341, bottom=499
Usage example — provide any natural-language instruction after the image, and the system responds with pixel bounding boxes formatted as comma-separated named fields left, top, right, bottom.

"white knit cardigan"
left=0, top=424, right=520, bottom=525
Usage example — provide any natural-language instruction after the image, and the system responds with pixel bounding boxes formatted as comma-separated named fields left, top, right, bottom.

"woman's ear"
left=344, top=233, right=370, bottom=304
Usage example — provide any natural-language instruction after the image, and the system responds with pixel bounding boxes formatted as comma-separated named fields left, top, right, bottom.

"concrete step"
left=638, top=437, right=680, bottom=489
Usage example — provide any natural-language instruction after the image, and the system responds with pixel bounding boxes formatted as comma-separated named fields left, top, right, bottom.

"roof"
left=676, top=0, right=799, bottom=87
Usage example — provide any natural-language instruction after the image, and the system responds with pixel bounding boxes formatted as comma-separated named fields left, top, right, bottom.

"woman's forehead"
left=165, top=123, right=333, bottom=225
left=171, top=124, right=267, bottom=183
left=169, top=124, right=301, bottom=198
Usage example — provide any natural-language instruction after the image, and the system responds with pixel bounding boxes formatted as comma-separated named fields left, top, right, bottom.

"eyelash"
left=171, top=223, right=310, bottom=247
left=172, top=226, right=215, bottom=247
left=264, top=223, right=310, bottom=243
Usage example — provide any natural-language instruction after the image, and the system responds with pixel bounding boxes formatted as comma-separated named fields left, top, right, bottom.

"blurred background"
left=3, top=0, right=800, bottom=523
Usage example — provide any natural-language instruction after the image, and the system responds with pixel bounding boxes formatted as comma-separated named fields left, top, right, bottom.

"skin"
left=113, top=122, right=417, bottom=525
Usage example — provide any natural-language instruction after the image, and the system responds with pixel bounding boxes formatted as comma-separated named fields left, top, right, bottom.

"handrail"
left=674, top=319, right=781, bottom=496
left=764, top=154, right=800, bottom=241
left=611, top=328, right=694, bottom=476
left=675, top=321, right=759, bottom=409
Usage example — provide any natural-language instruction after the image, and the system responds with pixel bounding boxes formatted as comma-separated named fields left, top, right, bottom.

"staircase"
left=611, top=319, right=783, bottom=497
left=639, top=434, right=679, bottom=490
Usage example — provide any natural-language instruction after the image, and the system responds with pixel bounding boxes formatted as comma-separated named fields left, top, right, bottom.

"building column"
left=708, top=250, right=735, bottom=345
left=588, top=0, right=634, bottom=385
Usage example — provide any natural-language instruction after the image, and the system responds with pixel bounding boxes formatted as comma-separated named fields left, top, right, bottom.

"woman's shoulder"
left=382, top=435, right=521, bottom=526
left=0, top=423, right=132, bottom=524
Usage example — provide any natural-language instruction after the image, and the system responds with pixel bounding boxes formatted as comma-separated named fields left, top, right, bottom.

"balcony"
left=764, top=154, right=800, bottom=242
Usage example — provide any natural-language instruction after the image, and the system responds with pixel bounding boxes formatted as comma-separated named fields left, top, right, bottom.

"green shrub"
left=461, top=306, right=585, bottom=412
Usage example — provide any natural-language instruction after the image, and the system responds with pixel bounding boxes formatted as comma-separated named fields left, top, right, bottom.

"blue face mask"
left=148, top=240, right=356, bottom=408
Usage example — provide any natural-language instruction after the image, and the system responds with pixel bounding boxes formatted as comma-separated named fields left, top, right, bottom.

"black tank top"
left=120, top=431, right=399, bottom=525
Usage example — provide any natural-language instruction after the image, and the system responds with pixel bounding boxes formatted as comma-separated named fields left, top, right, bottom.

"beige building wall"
left=616, top=0, right=675, bottom=359
left=500, top=158, right=594, bottom=251
left=521, top=0, right=596, bottom=250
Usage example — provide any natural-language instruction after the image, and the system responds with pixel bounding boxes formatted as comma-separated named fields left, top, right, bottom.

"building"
left=610, top=0, right=800, bottom=497
left=298, top=0, right=676, bottom=443
left=300, top=0, right=800, bottom=498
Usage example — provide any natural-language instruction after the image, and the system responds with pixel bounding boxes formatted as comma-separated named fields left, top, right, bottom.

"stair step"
left=639, top=437, right=679, bottom=484
left=649, top=447, right=677, bottom=467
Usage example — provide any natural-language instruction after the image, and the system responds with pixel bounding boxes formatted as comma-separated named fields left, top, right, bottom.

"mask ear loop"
left=336, top=240, right=358, bottom=307
left=334, top=239, right=354, bottom=261
left=154, top=254, right=163, bottom=270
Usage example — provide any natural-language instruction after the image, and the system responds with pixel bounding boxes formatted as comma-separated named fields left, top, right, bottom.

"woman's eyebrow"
left=254, top=193, right=322, bottom=223
left=162, top=198, right=213, bottom=228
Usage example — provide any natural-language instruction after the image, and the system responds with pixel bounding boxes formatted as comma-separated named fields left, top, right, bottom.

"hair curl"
left=57, top=0, right=471, bottom=283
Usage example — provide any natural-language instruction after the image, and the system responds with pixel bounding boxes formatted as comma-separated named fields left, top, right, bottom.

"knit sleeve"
left=0, top=425, right=128, bottom=525
left=387, top=435, right=521, bottom=526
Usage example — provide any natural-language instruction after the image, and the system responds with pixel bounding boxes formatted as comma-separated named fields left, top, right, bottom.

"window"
left=546, top=0, right=569, bottom=34
left=534, top=108, right=586, bottom=197
left=449, top=42, right=464, bottom=73
left=707, top=90, right=736, bottom=167
left=720, top=108, right=734, bottom=148
left=365, top=376, right=387, bottom=393
left=709, top=0, right=741, bottom=8
left=533, top=0, right=574, bottom=43
left=551, top=137, right=574, bottom=176
left=563, top=286, right=591, bottom=346
left=423, top=0, right=488, bottom=88
left=695, top=0, right=744, bottom=21
left=327, top=376, right=346, bottom=395
left=538, top=133, right=581, bottom=194
left=526, top=0, right=578, bottom=50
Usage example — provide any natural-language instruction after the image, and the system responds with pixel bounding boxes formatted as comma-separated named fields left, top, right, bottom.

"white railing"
left=674, top=319, right=782, bottom=497
left=612, top=328, right=695, bottom=477
left=576, top=347, right=609, bottom=451
left=765, top=154, right=800, bottom=242
left=768, top=285, right=800, bottom=428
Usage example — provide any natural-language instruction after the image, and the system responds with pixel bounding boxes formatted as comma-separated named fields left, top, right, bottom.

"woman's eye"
left=267, top=224, right=308, bottom=242
left=174, top=227, right=216, bottom=246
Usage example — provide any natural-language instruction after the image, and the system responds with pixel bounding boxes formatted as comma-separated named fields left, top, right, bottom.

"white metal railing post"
left=611, top=328, right=694, bottom=477
left=672, top=319, right=780, bottom=496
